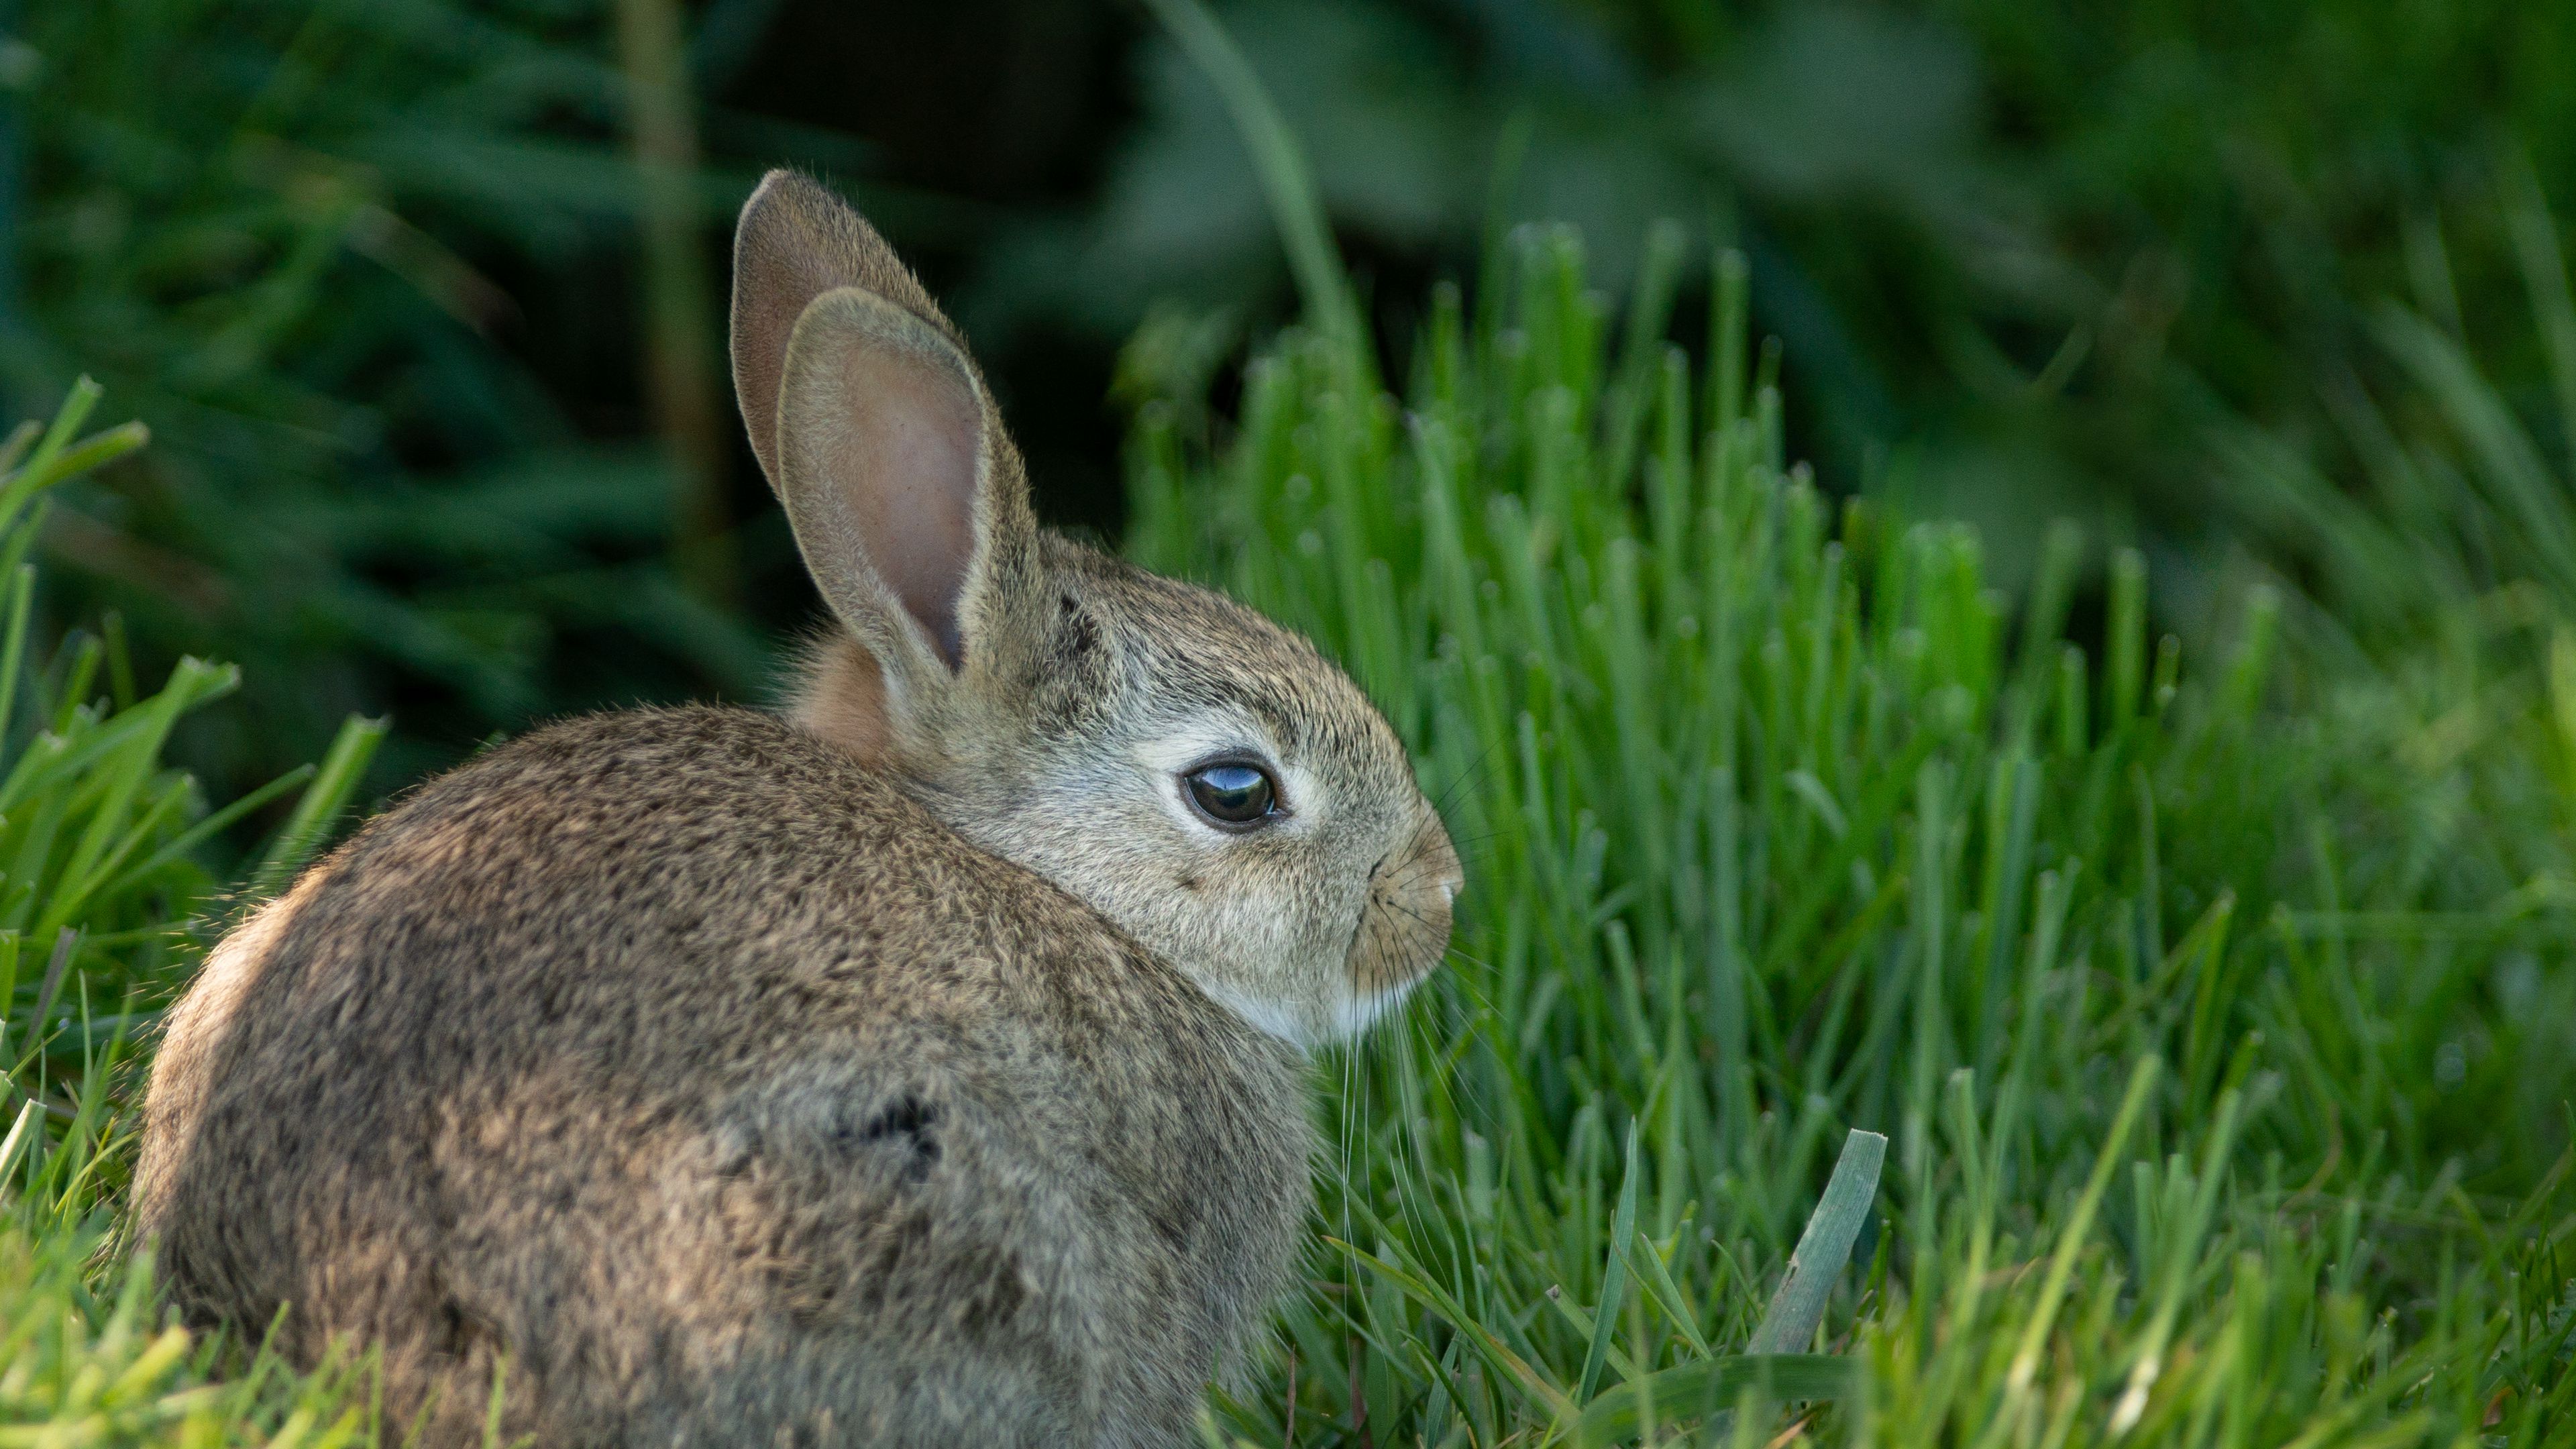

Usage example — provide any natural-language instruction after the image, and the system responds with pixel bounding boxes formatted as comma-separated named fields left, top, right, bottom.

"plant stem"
left=615, top=0, right=735, bottom=608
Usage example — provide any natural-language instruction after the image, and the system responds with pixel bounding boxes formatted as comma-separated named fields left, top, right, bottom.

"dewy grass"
left=1127, top=207, right=2576, bottom=1445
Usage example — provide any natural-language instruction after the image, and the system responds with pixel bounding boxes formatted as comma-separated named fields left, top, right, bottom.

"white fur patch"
left=1195, top=975, right=1413, bottom=1051
left=1198, top=979, right=1316, bottom=1048
left=1332, top=980, right=1412, bottom=1040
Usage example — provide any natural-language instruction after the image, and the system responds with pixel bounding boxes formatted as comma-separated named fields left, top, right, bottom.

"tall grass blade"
left=252, top=714, right=389, bottom=900
left=1748, top=1128, right=1888, bottom=1355
left=1575, top=1120, right=1643, bottom=1403
left=1139, top=0, right=1361, bottom=352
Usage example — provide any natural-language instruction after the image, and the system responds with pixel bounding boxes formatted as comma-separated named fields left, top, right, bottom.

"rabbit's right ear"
left=730, top=171, right=1036, bottom=686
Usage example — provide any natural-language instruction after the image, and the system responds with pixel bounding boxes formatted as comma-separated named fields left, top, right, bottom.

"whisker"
left=1430, top=737, right=1505, bottom=816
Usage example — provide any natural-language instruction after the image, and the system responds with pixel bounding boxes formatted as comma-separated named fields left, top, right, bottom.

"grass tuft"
left=1128, top=184, right=2576, bottom=1442
left=0, top=386, right=383, bottom=1445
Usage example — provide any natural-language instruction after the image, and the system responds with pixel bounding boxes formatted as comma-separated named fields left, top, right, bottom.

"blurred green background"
left=10, top=0, right=2576, bottom=804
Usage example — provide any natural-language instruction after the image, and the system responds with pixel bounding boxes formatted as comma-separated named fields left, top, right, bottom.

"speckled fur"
left=133, top=172, right=1457, bottom=1447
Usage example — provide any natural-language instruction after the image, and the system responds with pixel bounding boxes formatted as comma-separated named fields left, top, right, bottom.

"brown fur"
left=796, top=633, right=894, bottom=768
left=135, top=172, right=1458, bottom=1446
left=140, top=710, right=1311, bottom=1445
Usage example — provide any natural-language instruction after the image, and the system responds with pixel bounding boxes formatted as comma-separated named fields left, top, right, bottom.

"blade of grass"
left=1139, top=0, right=1362, bottom=352
left=95, top=761, right=317, bottom=906
left=1573, top=1354, right=1858, bottom=1446
left=251, top=714, right=388, bottom=898
left=2006, top=1054, right=2161, bottom=1396
left=1748, top=1128, right=1888, bottom=1354
left=1575, top=1120, right=1644, bottom=1403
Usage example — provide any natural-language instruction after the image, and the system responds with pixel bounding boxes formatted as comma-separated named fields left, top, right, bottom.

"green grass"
left=8, top=238, right=2576, bottom=1447
left=11, top=87, right=2576, bottom=1449
left=1121, top=223, right=2576, bottom=1445
left=9, top=0, right=779, bottom=802
left=0, top=385, right=383, bottom=1444
left=1111, top=19, right=2576, bottom=1435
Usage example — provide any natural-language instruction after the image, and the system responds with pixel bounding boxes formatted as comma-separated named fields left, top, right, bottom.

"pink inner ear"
left=835, top=346, right=981, bottom=668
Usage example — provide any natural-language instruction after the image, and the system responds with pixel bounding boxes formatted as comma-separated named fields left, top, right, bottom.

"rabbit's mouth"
left=1334, top=814, right=1462, bottom=1036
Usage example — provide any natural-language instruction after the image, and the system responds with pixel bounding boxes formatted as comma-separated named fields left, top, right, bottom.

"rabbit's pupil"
left=1186, top=763, right=1277, bottom=826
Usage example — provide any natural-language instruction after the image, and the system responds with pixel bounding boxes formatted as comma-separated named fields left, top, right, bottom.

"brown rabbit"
left=133, top=171, right=1460, bottom=1448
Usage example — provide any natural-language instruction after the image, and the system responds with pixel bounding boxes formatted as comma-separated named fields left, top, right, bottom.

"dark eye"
left=1184, top=761, right=1280, bottom=828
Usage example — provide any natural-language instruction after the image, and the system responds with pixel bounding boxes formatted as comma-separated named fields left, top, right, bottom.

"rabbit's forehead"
left=1057, top=548, right=1413, bottom=792
left=1109, top=649, right=1413, bottom=821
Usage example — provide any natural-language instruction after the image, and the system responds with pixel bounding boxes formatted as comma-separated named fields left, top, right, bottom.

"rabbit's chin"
left=1198, top=975, right=1419, bottom=1053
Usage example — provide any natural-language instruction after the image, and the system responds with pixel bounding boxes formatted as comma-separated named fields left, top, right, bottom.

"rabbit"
left=132, top=170, right=1462, bottom=1449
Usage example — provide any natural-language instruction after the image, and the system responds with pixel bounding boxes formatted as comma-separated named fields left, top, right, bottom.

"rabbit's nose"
left=1416, top=815, right=1464, bottom=904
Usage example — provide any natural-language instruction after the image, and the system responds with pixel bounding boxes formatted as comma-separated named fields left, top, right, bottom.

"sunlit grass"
left=1126, top=214, right=2576, bottom=1444
left=1110, top=11, right=2576, bottom=1435
left=0, top=385, right=383, bottom=1446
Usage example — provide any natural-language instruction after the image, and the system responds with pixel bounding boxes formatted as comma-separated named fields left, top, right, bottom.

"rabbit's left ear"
left=729, top=170, right=1036, bottom=680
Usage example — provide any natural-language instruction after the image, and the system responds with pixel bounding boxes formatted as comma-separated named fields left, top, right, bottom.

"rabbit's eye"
left=1184, top=761, right=1280, bottom=829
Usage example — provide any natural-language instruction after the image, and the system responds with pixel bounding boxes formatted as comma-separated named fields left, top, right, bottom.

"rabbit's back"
left=138, top=706, right=1314, bottom=1448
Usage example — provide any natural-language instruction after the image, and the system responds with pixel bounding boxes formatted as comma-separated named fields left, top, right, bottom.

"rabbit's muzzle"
left=1347, top=811, right=1463, bottom=1008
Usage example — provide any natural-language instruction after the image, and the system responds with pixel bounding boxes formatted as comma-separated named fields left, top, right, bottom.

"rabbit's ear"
left=732, top=172, right=1034, bottom=678
left=731, top=170, right=951, bottom=493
